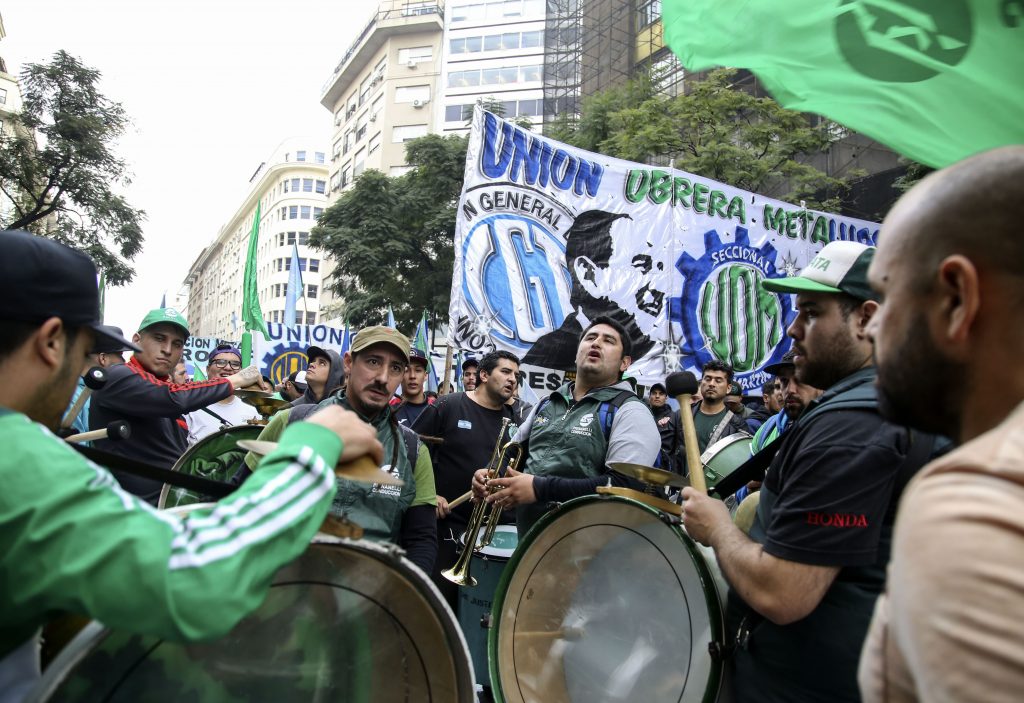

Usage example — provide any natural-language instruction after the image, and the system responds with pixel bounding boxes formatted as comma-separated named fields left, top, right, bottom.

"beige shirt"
left=859, top=400, right=1024, bottom=702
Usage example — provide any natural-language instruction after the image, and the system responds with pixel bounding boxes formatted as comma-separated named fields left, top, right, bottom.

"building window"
left=390, top=165, right=414, bottom=177
left=368, top=133, right=381, bottom=156
left=353, top=147, right=367, bottom=177
left=302, top=178, right=313, bottom=192
left=300, top=205, right=312, bottom=219
left=340, top=164, right=352, bottom=188
left=283, top=179, right=290, bottom=193
left=315, top=179, right=326, bottom=194
left=393, top=124, right=429, bottom=142
left=395, top=85, right=431, bottom=104
left=309, top=259, right=320, bottom=273
left=289, top=205, right=298, bottom=219
left=299, top=231, right=310, bottom=245
left=0, top=88, right=6, bottom=105
left=359, top=75, right=372, bottom=105
left=313, top=207, right=324, bottom=219
left=291, top=178, right=300, bottom=191
left=287, top=231, right=296, bottom=245
left=355, top=113, right=368, bottom=142
left=333, top=138, right=343, bottom=161
left=279, top=207, right=287, bottom=220
left=305, top=311, right=317, bottom=325
left=398, top=46, right=433, bottom=65
left=315, top=151, right=326, bottom=164
left=308, top=284, right=318, bottom=298
left=296, top=150, right=306, bottom=162
left=637, top=0, right=661, bottom=28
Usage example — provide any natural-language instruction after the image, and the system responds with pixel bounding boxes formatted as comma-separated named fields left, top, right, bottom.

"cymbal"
left=234, top=389, right=274, bottom=399
left=609, top=462, right=690, bottom=489
left=240, top=395, right=290, bottom=416
left=237, top=440, right=404, bottom=486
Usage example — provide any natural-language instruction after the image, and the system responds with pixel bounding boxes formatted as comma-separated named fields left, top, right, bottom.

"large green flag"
left=663, top=1, right=1023, bottom=168
left=241, top=202, right=269, bottom=366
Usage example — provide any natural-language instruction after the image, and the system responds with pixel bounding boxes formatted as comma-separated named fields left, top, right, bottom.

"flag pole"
left=440, top=345, right=454, bottom=396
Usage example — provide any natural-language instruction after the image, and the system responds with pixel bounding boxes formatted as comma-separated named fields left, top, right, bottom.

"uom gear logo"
left=461, top=212, right=572, bottom=351
left=674, top=228, right=795, bottom=383
left=261, top=346, right=309, bottom=385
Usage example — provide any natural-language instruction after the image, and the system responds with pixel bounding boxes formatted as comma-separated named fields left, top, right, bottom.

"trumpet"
left=442, top=422, right=523, bottom=588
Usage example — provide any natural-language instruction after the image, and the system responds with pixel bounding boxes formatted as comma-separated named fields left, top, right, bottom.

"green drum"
left=701, top=432, right=753, bottom=492
left=489, top=494, right=728, bottom=703
left=457, top=524, right=518, bottom=684
left=158, top=424, right=262, bottom=509
left=27, top=526, right=477, bottom=702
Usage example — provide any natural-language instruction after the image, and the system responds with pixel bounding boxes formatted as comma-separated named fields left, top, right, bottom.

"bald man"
left=860, top=146, right=1024, bottom=702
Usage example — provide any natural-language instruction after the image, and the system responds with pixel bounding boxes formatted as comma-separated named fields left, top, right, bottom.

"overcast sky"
left=2, top=0, right=380, bottom=334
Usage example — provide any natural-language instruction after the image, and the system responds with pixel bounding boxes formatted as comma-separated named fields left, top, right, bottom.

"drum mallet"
left=666, top=371, right=707, bottom=493
left=61, top=366, right=108, bottom=429
left=63, top=420, right=132, bottom=444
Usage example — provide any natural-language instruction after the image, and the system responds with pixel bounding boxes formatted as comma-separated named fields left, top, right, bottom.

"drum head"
left=490, top=496, right=724, bottom=703
left=31, top=540, right=475, bottom=702
left=159, top=424, right=263, bottom=509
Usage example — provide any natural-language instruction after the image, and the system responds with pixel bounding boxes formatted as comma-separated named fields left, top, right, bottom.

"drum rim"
left=28, top=538, right=477, bottom=702
left=487, top=493, right=725, bottom=703
left=700, top=431, right=753, bottom=464
left=157, top=423, right=263, bottom=509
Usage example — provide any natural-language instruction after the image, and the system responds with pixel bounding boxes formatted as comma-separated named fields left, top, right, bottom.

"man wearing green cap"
left=681, top=240, right=939, bottom=703
left=90, top=308, right=263, bottom=504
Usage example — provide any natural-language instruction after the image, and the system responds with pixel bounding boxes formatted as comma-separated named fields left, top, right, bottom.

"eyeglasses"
left=209, top=359, right=242, bottom=370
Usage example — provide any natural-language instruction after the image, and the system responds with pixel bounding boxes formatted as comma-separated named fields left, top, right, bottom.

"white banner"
left=253, top=323, right=349, bottom=385
left=447, top=109, right=880, bottom=391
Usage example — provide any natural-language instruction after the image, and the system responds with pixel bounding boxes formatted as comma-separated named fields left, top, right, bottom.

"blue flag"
left=284, top=243, right=304, bottom=326
left=386, top=306, right=397, bottom=329
left=454, top=350, right=464, bottom=392
left=160, top=292, right=166, bottom=308
left=413, top=311, right=439, bottom=393
left=340, top=320, right=352, bottom=354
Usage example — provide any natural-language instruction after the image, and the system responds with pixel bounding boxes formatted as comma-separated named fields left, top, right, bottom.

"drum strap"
left=72, top=445, right=235, bottom=499
left=709, top=440, right=782, bottom=498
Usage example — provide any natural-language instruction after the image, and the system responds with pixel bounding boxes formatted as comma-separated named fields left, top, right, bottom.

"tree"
left=0, top=51, right=145, bottom=285
left=548, top=68, right=852, bottom=209
left=311, top=134, right=468, bottom=331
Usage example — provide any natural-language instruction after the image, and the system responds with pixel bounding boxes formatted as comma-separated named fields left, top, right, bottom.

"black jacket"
left=90, top=356, right=233, bottom=503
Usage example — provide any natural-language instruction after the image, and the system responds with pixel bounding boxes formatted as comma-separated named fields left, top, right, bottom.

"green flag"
left=97, top=271, right=106, bottom=322
left=241, top=202, right=269, bottom=366
left=662, top=1, right=1023, bottom=168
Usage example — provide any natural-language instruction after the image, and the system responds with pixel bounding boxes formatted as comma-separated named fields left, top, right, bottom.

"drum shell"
left=701, top=433, right=753, bottom=490
left=488, top=494, right=728, bottom=703
left=457, top=524, right=518, bottom=684
left=158, top=424, right=262, bottom=509
left=28, top=529, right=476, bottom=702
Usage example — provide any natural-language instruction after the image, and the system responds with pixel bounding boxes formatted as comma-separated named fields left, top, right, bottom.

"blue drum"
left=457, top=524, right=518, bottom=685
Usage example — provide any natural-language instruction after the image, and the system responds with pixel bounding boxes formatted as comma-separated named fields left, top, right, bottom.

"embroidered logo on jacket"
left=371, top=464, right=402, bottom=497
left=570, top=412, right=595, bottom=436
left=805, top=512, right=869, bottom=528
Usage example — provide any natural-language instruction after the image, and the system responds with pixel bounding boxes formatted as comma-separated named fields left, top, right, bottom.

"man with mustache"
left=682, top=241, right=937, bottom=702
left=412, top=350, right=521, bottom=607
left=859, top=146, right=1024, bottom=702
left=523, top=210, right=669, bottom=372
left=238, top=326, right=438, bottom=574
left=89, top=308, right=264, bottom=504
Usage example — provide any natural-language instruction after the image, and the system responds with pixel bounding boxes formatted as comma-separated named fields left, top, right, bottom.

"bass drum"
left=29, top=509, right=476, bottom=702
left=489, top=494, right=728, bottom=703
left=158, top=424, right=263, bottom=509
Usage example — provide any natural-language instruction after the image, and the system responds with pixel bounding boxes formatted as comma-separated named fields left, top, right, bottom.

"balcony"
left=320, top=2, right=444, bottom=108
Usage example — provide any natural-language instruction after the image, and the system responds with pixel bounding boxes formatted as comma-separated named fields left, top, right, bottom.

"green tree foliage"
left=548, top=69, right=852, bottom=208
left=0, top=51, right=145, bottom=285
left=310, top=134, right=468, bottom=331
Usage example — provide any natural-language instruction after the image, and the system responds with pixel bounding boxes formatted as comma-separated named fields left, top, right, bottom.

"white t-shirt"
left=185, top=396, right=260, bottom=445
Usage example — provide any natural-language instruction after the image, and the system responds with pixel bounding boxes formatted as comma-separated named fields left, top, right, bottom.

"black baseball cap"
left=462, top=356, right=478, bottom=370
left=90, top=326, right=135, bottom=354
left=306, top=345, right=331, bottom=363
left=764, top=348, right=798, bottom=376
left=1, top=231, right=139, bottom=353
left=650, top=382, right=666, bottom=393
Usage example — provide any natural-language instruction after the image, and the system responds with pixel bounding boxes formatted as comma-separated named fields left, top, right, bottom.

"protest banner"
left=253, top=322, right=350, bottom=385
left=447, top=109, right=880, bottom=391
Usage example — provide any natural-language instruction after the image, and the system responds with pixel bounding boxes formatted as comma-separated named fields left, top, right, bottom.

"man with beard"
left=523, top=210, right=668, bottom=371
left=682, top=240, right=937, bottom=703
left=0, top=231, right=383, bottom=700
left=184, top=343, right=260, bottom=444
left=859, top=147, right=1024, bottom=702
left=239, top=326, right=438, bottom=574
left=461, top=356, right=479, bottom=392
left=475, top=316, right=660, bottom=538
left=675, top=360, right=749, bottom=462
left=89, top=308, right=264, bottom=504
left=412, top=350, right=521, bottom=607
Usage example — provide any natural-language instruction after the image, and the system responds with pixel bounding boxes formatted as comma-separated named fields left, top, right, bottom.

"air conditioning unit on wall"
left=412, top=98, right=427, bottom=108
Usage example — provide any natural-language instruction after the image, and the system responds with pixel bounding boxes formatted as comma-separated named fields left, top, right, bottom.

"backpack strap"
left=598, top=389, right=638, bottom=441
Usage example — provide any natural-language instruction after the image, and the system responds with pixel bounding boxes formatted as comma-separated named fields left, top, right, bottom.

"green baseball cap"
left=762, top=241, right=878, bottom=302
left=138, top=308, right=190, bottom=337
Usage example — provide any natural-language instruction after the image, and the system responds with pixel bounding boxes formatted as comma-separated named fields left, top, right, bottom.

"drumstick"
left=61, top=367, right=107, bottom=429
left=64, top=420, right=131, bottom=444
left=666, top=372, right=707, bottom=493
left=447, top=490, right=472, bottom=509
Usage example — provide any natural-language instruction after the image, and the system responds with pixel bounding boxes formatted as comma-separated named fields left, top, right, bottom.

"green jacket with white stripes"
left=0, top=408, right=340, bottom=678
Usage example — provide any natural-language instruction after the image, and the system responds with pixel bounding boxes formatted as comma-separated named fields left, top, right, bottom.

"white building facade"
left=185, top=137, right=330, bottom=339
left=438, top=0, right=546, bottom=135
